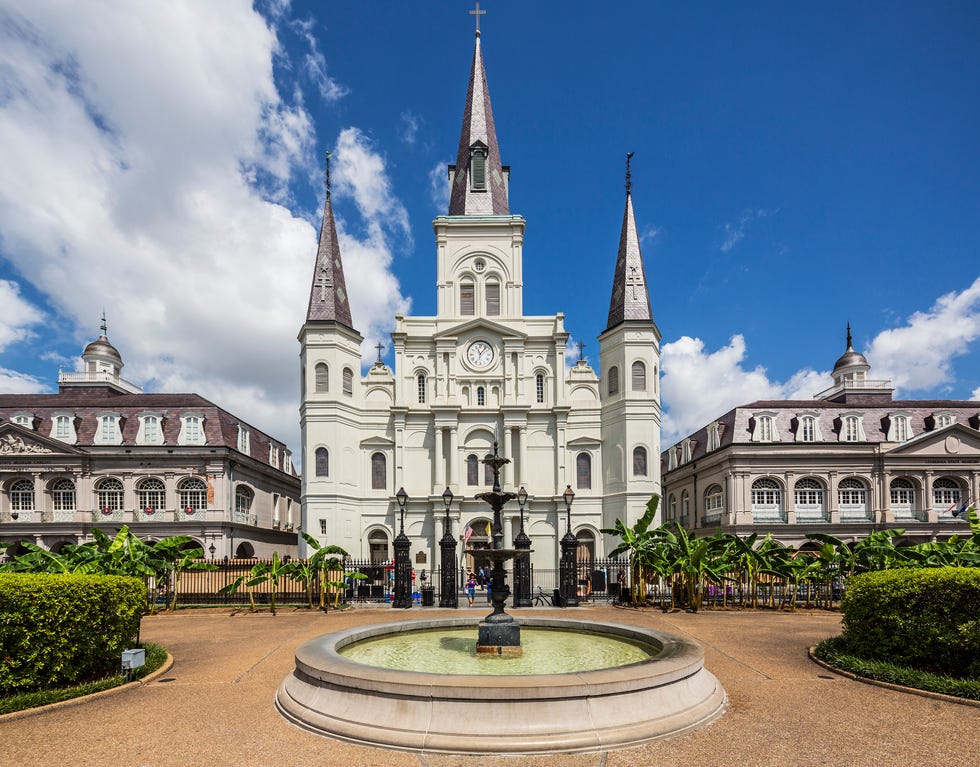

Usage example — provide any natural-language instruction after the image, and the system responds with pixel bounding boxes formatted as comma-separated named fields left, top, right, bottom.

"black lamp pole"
left=512, top=485, right=532, bottom=607
left=439, top=486, right=459, bottom=608
left=392, top=486, right=412, bottom=609
left=559, top=484, right=579, bottom=607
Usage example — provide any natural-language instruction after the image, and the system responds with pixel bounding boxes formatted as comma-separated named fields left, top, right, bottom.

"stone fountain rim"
left=291, top=616, right=706, bottom=697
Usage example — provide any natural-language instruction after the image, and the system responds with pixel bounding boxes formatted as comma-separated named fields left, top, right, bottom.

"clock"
left=467, top=340, right=494, bottom=367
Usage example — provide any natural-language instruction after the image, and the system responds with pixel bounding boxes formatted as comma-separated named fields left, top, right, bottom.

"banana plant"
left=244, top=551, right=290, bottom=615
left=602, top=494, right=660, bottom=604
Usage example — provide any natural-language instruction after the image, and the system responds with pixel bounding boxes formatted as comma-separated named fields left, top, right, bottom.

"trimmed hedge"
left=0, top=573, right=145, bottom=694
left=841, top=567, right=980, bottom=679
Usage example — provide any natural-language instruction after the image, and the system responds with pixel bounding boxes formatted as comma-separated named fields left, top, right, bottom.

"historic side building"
left=0, top=324, right=300, bottom=559
left=661, top=328, right=980, bottom=547
left=299, top=28, right=662, bottom=572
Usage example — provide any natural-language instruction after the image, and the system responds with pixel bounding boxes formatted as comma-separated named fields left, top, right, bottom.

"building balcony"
left=814, top=378, right=893, bottom=400
left=58, top=369, right=142, bottom=394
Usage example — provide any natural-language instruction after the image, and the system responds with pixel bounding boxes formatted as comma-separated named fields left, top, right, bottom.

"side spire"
left=306, top=152, right=354, bottom=328
left=447, top=17, right=509, bottom=216
left=605, top=153, right=653, bottom=330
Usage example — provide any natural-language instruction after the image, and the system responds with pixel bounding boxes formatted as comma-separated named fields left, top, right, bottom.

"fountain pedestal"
left=470, top=547, right=526, bottom=655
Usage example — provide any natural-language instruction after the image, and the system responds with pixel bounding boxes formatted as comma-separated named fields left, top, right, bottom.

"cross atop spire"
left=100, top=310, right=108, bottom=337
left=625, top=152, right=634, bottom=195
left=375, top=342, right=384, bottom=363
left=469, top=2, right=486, bottom=34
left=576, top=341, right=586, bottom=361
left=324, top=151, right=332, bottom=199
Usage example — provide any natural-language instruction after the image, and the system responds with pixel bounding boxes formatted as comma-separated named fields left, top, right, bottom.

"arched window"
left=607, top=366, right=619, bottom=395
left=535, top=373, right=544, bottom=403
left=841, top=415, right=862, bottom=442
left=96, top=478, right=124, bottom=511
left=751, top=478, right=782, bottom=521
left=315, top=363, right=329, bottom=393
left=932, top=478, right=961, bottom=512
left=668, top=494, right=677, bottom=520
left=704, top=485, right=724, bottom=519
left=631, top=361, right=646, bottom=391
left=794, top=478, right=825, bottom=521
left=575, top=529, right=595, bottom=565
left=460, top=281, right=475, bottom=315
left=342, top=368, right=353, bottom=397
left=484, top=456, right=494, bottom=485
left=476, top=386, right=485, bottom=406
left=315, top=447, right=329, bottom=477
left=632, top=446, right=647, bottom=477
left=576, top=452, right=592, bottom=490
left=137, top=478, right=166, bottom=512
left=755, top=415, right=776, bottom=442
left=417, top=374, right=426, bottom=403
left=10, top=479, right=34, bottom=512
left=798, top=415, right=817, bottom=442
left=890, top=478, right=915, bottom=519
left=485, top=280, right=500, bottom=316
left=680, top=490, right=690, bottom=523
left=52, top=478, right=76, bottom=511
left=235, top=486, right=254, bottom=518
left=178, top=478, right=207, bottom=512
left=371, top=452, right=386, bottom=490
left=838, top=478, right=868, bottom=520
left=466, top=454, right=479, bottom=486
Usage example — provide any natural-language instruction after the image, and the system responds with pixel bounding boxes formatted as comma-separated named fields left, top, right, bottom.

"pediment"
left=431, top=318, right=527, bottom=341
left=567, top=435, right=602, bottom=447
left=0, top=423, right=86, bottom=457
left=885, top=423, right=980, bottom=457
left=360, top=435, right=395, bottom=448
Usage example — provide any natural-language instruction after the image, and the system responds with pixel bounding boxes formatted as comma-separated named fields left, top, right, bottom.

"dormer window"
left=237, top=425, right=250, bottom=454
left=796, top=413, right=822, bottom=443
left=752, top=413, right=779, bottom=442
left=667, top=446, right=678, bottom=471
left=51, top=414, right=76, bottom=443
left=706, top=422, right=721, bottom=452
left=470, top=143, right=487, bottom=190
left=11, top=413, right=33, bottom=429
left=839, top=413, right=866, bottom=442
left=95, top=413, right=122, bottom=445
left=934, top=412, right=955, bottom=428
left=137, top=414, right=164, bottom=446
left=887, top=413, right=913, bottom=442
left=178, top=414, right=205, bottom=446
left=269, top=444, right=280, bottom=469
left=681, top=438, right=693, bottom=463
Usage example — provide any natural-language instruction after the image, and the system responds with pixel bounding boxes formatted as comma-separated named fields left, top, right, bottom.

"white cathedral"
left=299, top=28, right=661, bottom=573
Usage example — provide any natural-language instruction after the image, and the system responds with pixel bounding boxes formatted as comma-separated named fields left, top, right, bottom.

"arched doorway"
left=464, top=518, right=492, bottom=581
left=235, top=541, right=255, bottom=559
left=368, top=530, right=389, bottom=564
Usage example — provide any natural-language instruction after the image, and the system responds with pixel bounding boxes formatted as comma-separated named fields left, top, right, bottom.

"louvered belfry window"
left=471, top=148, right=487, bottom=190
left=485, top=282, right=500, bottom=316
left=342, top=368, right=353, bottom=397
left=608, top=366, right=619, bottom=395
left=315, top=363, right=329, bottom=393
left=631, top=361, right=646, bottom=391
left=460, top=283, right=475, bottom=315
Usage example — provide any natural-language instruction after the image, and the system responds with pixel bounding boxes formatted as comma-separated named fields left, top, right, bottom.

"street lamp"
left=208, top=542, right=216, bottom=558
left=559, top=484, right=579, bottom=607
left=439, top=486, right=458, bottom=608
left=392, top=487, right=412, bottom=608
left=512, top=485, right=532, bottom=607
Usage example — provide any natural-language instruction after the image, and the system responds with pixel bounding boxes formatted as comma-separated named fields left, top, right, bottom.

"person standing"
left=466, top=574, right=477, bottom=607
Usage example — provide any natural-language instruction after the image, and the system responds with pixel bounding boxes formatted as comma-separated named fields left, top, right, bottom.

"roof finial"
left=625, top=151, right=635, bottom=196
left=469, top=1, right=486, bottom=35
left=375, top=341, right=384, bottom=364
left=100, top=310, right=108, bottom=338
left=576, top=340, right=586, bottom=362
left=324, top=151, right=332, bottom=200
left=846, top=321, right=853, bottom=350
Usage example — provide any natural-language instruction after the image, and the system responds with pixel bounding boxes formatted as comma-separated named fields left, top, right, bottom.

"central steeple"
left=448, top=28, right=509, bottom=216
left=605, top=154, right=653, bottom=330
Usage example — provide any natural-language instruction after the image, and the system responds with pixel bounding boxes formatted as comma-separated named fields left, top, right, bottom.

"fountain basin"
left=276, top=617, right=727, bottom=754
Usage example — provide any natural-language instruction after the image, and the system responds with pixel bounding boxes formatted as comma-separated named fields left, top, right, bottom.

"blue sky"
left=1, top=1, right=978, bottom=453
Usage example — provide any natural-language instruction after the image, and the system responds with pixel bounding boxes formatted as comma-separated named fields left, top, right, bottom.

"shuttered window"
left=460, top=283, right=475, bottom=315
left=371, top=452, right=386, bottom=490
left=486, top=282, right=500, bottom=316
left=315, top=363, right=328, bottom=393
left=471, top=150, right=486, bottom=190
left=576, top=452, right=592, bottom=489
left=342, top=368, right=353, bottom=396
left=608, top=366, right=619, bottom=395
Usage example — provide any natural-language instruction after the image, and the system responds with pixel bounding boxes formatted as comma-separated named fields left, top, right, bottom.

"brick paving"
left=2, top=605, right=978, bottom=767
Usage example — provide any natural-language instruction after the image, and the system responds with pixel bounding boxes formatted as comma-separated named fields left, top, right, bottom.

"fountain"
left=276, top=449, right=727, bottom=754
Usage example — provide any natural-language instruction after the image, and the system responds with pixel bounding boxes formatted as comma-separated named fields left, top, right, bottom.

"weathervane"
left=625, top=151, right=635, bottom=195
left=469, top=2, right=486, bottom=34
left=100, top=310, right=108, bottom=337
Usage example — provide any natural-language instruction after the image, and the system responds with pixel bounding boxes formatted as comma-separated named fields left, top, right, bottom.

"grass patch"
left=0, top=642, right=168, bottom=716
left=815, top=635, right=980, bottom=702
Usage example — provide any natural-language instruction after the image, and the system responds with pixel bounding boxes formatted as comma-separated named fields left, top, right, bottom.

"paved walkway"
left=3, top=605, right=977, bottom=766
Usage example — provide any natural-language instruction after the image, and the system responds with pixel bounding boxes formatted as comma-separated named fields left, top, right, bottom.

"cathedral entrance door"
left=464, top=518, right=492, bottom=581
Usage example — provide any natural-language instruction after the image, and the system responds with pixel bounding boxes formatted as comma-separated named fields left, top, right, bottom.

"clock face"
left=467, top=341, right=494, bottom=367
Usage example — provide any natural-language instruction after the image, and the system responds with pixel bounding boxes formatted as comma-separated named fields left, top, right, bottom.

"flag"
left=485, top=521, right=492, bottom=537
left=464, top=525, right=473, bottom=544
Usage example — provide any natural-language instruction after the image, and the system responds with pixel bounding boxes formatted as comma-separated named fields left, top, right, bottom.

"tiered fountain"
left=276, top=451, right=727, bottom=754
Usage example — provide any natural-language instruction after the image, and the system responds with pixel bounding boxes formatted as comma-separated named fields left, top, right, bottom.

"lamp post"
left=559, top=484, right=579, bottom=607
left=392, top=486, right=412, bottom=608
left=512, top=485, right=532, bottom=607
left=208, top=541, right=216, bottom=559
left=439, top=486, right=459, bottom=607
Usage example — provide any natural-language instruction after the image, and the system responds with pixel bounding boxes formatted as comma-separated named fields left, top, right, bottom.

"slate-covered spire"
left=448, top=30, right=509, bottom=216
left=605, top=154, right=653, bottom=331
left=306, top=153, right=354, bottom=329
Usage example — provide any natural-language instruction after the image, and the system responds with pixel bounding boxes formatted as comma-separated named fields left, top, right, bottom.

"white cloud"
left=399, top=111, right=420, bottom=146
left=291, top=16, right=348, bottom=104
left=0, top=367, right=47, bottom=394
left=0, top=280, right=44, bottom=351
left=661, top=334, right=829, bottom=446
left=867, top=276, right=980, bottom=394
left=719, top=208, right=774, bottom=252
left=972, top=385, right=980, bottom=401
left=0, top=2, right=408, bottom=453
left=428, top=161, right=450, bottom=213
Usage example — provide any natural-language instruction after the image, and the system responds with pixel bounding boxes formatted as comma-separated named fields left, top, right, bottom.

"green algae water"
left=338, top=627, right=656, bottom=675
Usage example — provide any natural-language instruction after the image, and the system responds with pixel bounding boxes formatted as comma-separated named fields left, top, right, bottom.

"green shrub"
left=0, top=573, right=145, bottom=694
left=841, top=567, right=980, bottom=678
